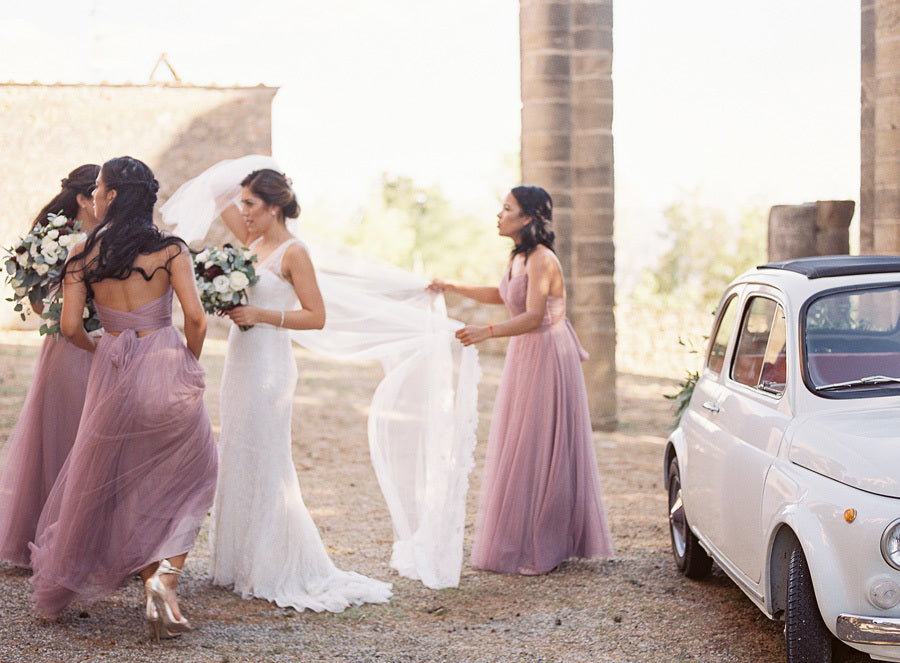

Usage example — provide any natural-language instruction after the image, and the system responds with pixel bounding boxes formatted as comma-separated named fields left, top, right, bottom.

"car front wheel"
left=667, top=457, right=712, bottom=579
left=785, top=544, right=833, bottom=663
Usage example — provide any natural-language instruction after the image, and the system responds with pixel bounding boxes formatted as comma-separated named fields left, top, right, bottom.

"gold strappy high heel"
left=144, top=559, right=191, bottom=641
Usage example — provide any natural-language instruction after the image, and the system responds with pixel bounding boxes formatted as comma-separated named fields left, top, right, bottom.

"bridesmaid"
left=0, top=164, right=100, bottom=568
left=28, top=156, right=217, bottom=640
left=428, top=185, right=613, bottom=575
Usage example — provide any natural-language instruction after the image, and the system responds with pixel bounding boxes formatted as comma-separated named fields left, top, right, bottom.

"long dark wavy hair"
left=509, top=185, right=555, bottom=259
left=56, top=156, right=184, bottom=290
left=32, top=164, right=100, bottom=229
left=241, top=169, right=301, bottom=218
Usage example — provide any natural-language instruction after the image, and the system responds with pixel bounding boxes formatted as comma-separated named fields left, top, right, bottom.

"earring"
left=271, top=210, right=276, bottom=216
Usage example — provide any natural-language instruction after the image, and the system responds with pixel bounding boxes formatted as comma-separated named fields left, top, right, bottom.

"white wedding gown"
left=165, top=155, right=481, bottom=590
left=209, top=237, right=393, bottom=612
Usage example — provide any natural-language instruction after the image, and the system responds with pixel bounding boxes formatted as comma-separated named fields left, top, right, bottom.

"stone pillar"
left=816, top=200, right=855, bottom=255
left=862, top=0, right=900, bottom=253
left=520, top=0, right=616, bottom=430
left=861, top=0, right=875, bottom=253
left=768, top=203, right=817, bottom=261
left=767, top=201, right=855, bottom=261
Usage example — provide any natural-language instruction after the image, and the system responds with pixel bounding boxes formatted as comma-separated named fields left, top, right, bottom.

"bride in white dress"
left=207, top=168, right=392, bottom=611
left=163, top=155, right=481, bottom=592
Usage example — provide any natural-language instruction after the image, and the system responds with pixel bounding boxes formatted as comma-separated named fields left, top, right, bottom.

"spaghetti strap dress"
left=210, top=238, right=392, bottom=612
left=0, top=335, right=92, bottom=567
left=470, top=270, right=614, bottom=574
left=29, top=289, right=218, bottom=618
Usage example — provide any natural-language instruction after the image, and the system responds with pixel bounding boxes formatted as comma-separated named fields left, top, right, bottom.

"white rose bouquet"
left=193, top=244, right=260, bottom=330
left=3, top=212, right=101, bottom=336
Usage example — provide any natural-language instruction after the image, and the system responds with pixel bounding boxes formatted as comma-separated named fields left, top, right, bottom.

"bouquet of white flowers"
left=3, top=212, right=101, bottom=336
left=193, top=244, right=260, bottom=330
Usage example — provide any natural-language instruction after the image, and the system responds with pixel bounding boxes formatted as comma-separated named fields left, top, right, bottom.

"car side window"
left=731, top=296, right=787, bottom=396
left=707, top=295, right=737, bottom=374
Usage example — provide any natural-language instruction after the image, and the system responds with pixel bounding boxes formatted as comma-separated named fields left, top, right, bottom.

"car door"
left=687, top=291, right=792, bottom=584
left=681, top=289, right=740, bottom=542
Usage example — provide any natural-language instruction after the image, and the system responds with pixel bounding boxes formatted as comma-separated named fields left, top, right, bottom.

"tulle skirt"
left=29, top=327, right=217, bottom=617
left=0, top=335, right=92, bottom=568
left=470, top=321, right=613, bottom=574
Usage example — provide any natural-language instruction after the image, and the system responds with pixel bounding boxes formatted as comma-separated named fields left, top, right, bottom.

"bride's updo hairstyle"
left=509, top=185, right=555, bottom=258
left=58, top=156, right=184, bottom=288
left=241, top=169, right=300, bottom=219
left=32, top=163, right=100, bottom=230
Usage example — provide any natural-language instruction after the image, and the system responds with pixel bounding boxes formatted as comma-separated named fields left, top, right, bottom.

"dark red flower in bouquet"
left=204, top=264, right=225, bottom=280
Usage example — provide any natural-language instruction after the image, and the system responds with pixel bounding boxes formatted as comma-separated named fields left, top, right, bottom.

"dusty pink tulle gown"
left=0, top=335, right=92, bottom=568
left=470, top=270, right=614, bottom=574
left=29, top=290, right=217, bottom=618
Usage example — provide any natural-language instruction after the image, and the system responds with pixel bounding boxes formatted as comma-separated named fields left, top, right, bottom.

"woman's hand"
left=455, top=325, right=491, bottom=346
left=427, top=278, right=455, bottom=294
left=223, top=304, right=260, bottom=327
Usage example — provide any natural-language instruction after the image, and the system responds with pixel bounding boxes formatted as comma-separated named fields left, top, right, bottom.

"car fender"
left=763, top=461, right=865, bottom=633
left=664, top=432, right=684, bottom=484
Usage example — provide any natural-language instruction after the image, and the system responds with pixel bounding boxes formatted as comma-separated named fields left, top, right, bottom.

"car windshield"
left=805, top=285, right=900, bottom=394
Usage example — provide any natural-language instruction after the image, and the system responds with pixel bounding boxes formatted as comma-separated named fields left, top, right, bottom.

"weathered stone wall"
left=520, top=0, right=616, bottom=430
left=0, top=83, right=276, bottom=328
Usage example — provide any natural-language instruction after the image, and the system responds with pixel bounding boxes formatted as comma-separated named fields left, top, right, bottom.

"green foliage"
left=339, top=174, right=508, bottom=283
left=663, top=336, right=705, bottom=430
left=664, top=368, right=699, bottom=430
left=636, top=193, right=767, bottom=313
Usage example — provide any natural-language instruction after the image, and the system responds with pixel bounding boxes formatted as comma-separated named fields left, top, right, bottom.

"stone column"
left=861, top=0, right=875, bottom=253
left=768, top=203, right=817, bottom=261
left=863, top=0, right=900, bottom=253
left=520, top=0, right=616, bottom=430
left=767, top=201, right=855, bottom=261
left=815, top=200, right=855, bottom=255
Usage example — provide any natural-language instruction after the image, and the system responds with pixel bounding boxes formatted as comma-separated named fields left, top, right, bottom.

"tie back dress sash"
left=29, top=288, right=218, bottom=618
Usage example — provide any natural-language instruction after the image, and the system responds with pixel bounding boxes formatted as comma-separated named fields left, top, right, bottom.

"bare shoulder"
left=284, top=239, right=313, bottom=265
left=527, top=246, right=561, bottom=275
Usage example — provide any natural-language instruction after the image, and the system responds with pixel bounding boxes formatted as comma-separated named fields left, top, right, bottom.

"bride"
left=163, top=155, right=481, bottom=593
left=199, top=167, right=391, bottom=611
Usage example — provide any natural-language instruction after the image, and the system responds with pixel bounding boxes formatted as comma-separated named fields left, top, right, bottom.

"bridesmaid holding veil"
left=28, top=157, right=217, bottom=640
left=208, top=168, right=392, bottom=611
left=0, top=164, right=100, bottom=568
left=429, top=185, right=614, bottom=575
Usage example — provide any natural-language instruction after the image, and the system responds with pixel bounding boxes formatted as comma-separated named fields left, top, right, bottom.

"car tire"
left=667, top=457, right=712, bottom=579
left=785, top=545, right=833, bottom=663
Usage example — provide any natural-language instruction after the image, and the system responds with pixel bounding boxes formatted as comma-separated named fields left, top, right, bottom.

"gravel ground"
left=0, top=307, right=873, bottom=662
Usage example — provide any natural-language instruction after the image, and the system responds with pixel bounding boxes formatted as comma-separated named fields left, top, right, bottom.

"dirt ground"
left=0, top=306, right=872, bottom=662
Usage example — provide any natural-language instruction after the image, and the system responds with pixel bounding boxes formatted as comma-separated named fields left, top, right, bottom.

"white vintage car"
left=665, top=255, right=900, bottom=663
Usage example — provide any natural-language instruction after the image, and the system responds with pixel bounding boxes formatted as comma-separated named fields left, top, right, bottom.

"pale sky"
left=2, top=0, right=861, bottom=284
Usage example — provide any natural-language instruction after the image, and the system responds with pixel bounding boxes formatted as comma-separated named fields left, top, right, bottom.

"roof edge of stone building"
left=0, top=81, right=278, bottom=91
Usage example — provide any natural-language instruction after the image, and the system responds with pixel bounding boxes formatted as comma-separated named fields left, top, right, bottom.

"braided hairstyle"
left=31, top=164, right=100, bottom=229
left=56, top=156, right=183, bottom=289
left=241, top=169, right=300, bottom=218
left=509, top=185, right=555, bottom=258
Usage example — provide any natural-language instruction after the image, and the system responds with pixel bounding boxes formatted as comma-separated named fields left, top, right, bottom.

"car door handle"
left=702, top=401, right=720, bottom=414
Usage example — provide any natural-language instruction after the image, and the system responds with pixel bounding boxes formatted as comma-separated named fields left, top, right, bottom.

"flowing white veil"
left=160, top=155, right=480, bottom=589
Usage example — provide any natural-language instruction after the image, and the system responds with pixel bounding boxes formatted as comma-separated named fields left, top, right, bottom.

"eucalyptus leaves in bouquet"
left=193, top=244, right=260, bottom=330
left=3, top=212, right=100, bottom=335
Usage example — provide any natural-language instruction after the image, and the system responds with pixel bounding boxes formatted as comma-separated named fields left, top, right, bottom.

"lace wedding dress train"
left=210, top=238, right=393, bottom=612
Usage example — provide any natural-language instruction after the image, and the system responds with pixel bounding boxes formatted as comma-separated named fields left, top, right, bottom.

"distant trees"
left=339, top=174, right=509, bottom=284
left=635, top=194, right=767, bottom=313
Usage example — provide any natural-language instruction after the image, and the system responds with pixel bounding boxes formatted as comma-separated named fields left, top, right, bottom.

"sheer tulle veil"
left=160, top=155, right=480, bottom=589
